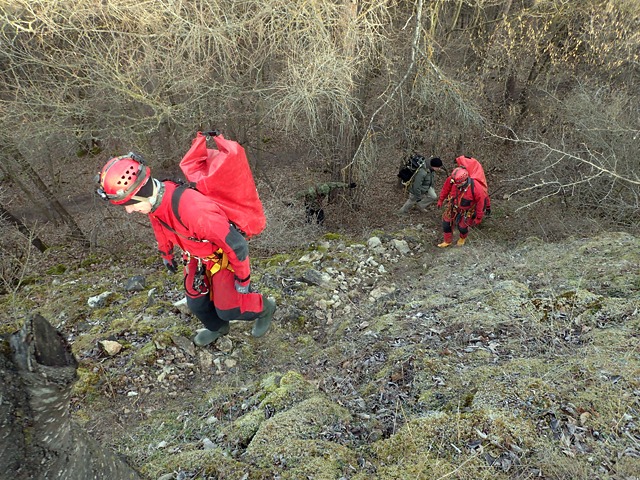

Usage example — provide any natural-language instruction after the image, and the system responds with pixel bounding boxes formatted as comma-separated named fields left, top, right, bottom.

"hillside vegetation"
left=3, top=226, right=638, bottom=479
left=0, top=1, right=638, bottom=478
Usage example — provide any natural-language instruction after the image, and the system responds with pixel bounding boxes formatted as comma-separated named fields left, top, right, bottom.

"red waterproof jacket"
left=149, top=181, right=251, bottom=282
left=438, top=177, right=488, bottom=223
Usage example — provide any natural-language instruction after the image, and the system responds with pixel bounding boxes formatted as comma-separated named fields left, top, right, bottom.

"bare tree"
left=0, top=0, right=638, bottom=243
left=493, top=83, right=640, bottom=226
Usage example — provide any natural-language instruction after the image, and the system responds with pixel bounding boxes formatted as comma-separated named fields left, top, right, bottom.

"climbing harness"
left=182, top=249, right=235, bottom=296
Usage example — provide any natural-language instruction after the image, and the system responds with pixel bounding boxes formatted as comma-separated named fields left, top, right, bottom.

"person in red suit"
left=96, top=153, right=276, bottom=346
left=437, top=167, right=488, bottom=247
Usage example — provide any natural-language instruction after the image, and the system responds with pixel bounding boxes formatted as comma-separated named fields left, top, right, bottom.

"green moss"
left=245, top=396, right=354, bottom=471
left=221, top=408, right=264, bottom=447
left=296, top=333, right=315, bottom=346
left=46, top=264, right=67, bottom=275
left=72, top=367, right=101, bottom=398
left=0, top=322, right=18, bottom=336
left=263, top=253, right=291, bottom=267
left=141, top=448, right=270, bottom=480
left=70, top=332, right=101, bottom=355
left=254, top=370, right=276, bottom=387
left=277, top=441, right=357, bottom=480
left=322, top=232, right=342, bottom=241
left=131, top=341, right=157, bottom=365
left=168, top=323, right=193, bottom=338
left=0, top=337, right=12, bottom=357
left=259, top=371, right=319, bottom=410
left=121, top=293, right=149, bottom=311
left=78, top=255, right=99, bottom=268
left=18, top=276, right=37, bottom=286
left=141, top=255, right=160, bottom=266
left=370, top=410, right=539, bottom=479
left=151, top=331, right=174, bottom=348
left=109, top=316, right=137, bottom=332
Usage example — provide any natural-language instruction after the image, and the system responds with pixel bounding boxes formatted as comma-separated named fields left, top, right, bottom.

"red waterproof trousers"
left=184, top=257, right=263, bottom=320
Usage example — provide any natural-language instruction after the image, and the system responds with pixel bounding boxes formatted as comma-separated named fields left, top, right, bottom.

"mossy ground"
left=2, top=230, right=639, bottom=479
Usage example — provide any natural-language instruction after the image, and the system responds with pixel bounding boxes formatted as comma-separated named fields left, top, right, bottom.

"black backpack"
left=397, top=153, right=425, bottom=185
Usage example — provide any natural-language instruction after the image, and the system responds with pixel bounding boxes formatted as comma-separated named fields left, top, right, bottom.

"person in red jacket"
left=96, top=153, right=276, bottom=346
left=436, top=167, right=488, bottom=247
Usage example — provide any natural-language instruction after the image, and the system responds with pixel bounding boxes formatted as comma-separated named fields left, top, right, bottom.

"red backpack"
left=455, top=156, right=488, bottom=192
left=179, top=132, right=266, bottom=237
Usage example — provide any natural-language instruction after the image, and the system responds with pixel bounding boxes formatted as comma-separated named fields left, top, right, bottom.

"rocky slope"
left=2, top=227, right=639, bottom=479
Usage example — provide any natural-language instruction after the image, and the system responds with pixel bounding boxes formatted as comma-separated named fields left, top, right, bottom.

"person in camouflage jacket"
left=296, top=181, right=356, bottom=225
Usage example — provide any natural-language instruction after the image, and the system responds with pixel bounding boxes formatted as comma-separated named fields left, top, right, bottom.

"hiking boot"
left=193, top=323, right=230, bottom=347
left=437, top=241, right=451, bottom=248
left=252, top=297, right=276, bottom=338
left=456, top=237, right=466, bottom=246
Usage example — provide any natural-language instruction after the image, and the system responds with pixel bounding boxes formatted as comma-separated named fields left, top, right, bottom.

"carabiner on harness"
left=192, top=258, right=209, bottom=295
left=184, top=255, right=209, bottom=296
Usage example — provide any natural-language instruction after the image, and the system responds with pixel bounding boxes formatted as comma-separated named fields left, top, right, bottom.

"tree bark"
left=0, top=314, right=140, bottom=480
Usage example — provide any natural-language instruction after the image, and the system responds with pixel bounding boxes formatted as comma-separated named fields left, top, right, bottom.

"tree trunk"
left=0, top=203, right=48, bottom=252
left=0, top=158, right=58, bottom=225
left=0, top=314, right=140, bottom=480
left=12, top=150, right=90, bottom=247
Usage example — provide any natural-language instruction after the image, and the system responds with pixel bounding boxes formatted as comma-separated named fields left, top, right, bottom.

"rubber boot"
left=252, top=297, right=276, bottom=337
left=398, top=198, right=413, bottom=214
left=456, top=236, right=467, bottom=246
left=417, top=198, right=434, bottom=212
left=194, top=323, right=230, bottom=347
left=437, top=232, right=453, bottom=248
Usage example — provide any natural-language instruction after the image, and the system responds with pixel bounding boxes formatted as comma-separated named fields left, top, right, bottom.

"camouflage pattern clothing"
left=296, top=182, right=353, bottom=225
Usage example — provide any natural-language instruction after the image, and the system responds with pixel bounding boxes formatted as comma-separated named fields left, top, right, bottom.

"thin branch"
left=342, top=0, right=425, bottom=175
left=490, top=130, right=640, bottom=186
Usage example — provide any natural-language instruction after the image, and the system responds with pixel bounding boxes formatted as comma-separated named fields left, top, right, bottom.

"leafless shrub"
left=497, top=83, right=639, bottom=228
left=87, top=205, right=156, bottom=257
left=0, top=220, right=40, bottom=305
left=250, top=179, right=323, bottom=256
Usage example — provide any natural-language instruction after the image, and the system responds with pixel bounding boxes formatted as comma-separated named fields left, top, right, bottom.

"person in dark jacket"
left=399, top=156, right=443, bottom=214
left=97, top=154, right=276, bottom=347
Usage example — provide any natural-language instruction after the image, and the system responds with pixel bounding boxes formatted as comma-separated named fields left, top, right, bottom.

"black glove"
left=163, top=258, right=178, bottom=274
left=203, top=130, right=220, bottom=137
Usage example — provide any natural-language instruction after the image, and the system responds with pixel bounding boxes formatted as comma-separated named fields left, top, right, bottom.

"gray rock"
left=391, top=239, right=411, bottom=255
left=87, top=291, right=113, bottom=308
left=367, top=236, right=382, bottom=248
left=171, top=334, right=196, bottom=357
left=301, top=269, right=331, bottom=286
left=125, top=275, right=146, bottom=292
left=173, top=297, right=190, bottom=315
left=299, top=251, right=324, bottom=263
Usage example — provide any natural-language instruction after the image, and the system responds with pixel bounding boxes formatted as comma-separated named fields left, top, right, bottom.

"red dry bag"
left=179, top=132, right=266, bottom=237
left=455, top=156, right=488, bottom=192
